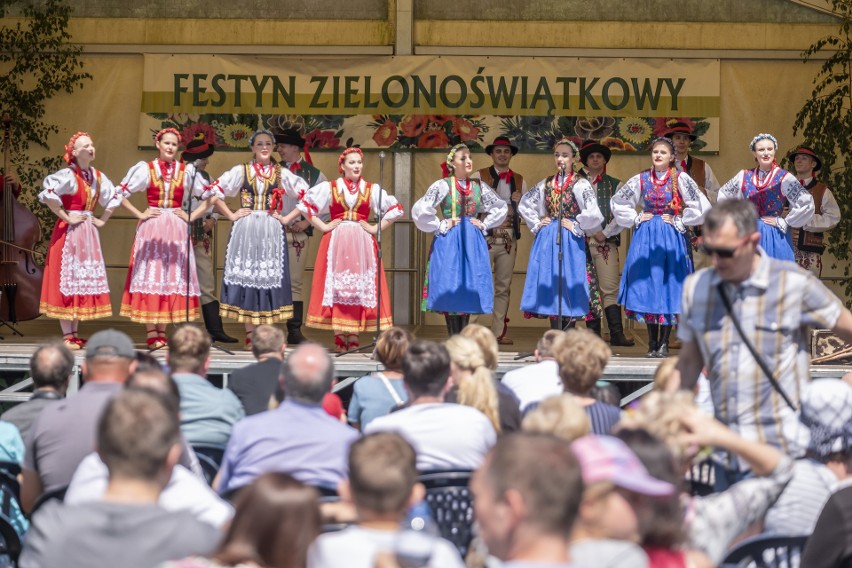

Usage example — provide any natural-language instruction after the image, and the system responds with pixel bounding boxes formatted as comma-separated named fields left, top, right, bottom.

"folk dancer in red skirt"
left=297, top=147, right=403, bottom=352
left=39, top=132, right=123, bottom=349
left=117, top=128, right=217, bottom=349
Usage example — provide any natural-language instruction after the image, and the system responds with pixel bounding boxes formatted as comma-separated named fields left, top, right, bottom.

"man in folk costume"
left=471, top=136, right=526, bottom=345
left=181, top=136, right=237, bottom=344
left=578, top=139, right=634, bottom=347
left=274, top=129, right=327, bottom=345
left=787, top=146, right=841, bottom=276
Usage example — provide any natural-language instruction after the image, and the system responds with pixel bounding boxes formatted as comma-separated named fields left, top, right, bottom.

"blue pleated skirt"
left=520, top=221, right=589, bottom=318
left=423, top=218, right=493, bottom=314
left=618, top=216, right=690, bottom=322
left=758, top=219, right=795, bottom=262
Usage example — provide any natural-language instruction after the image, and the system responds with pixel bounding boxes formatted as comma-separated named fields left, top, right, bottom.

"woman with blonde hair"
left=521, top=394, right=591, bottom=442
left=457, top=324, right=521, bottom=431
left=445, top=335, right=501, bottom=433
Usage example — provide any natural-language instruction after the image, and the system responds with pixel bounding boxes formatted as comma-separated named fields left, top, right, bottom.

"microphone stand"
left=556, top=164, right=568, bottom=331
left=152, top=161, right=233, bottom=354
left=338, top=151, right=386, bottom=357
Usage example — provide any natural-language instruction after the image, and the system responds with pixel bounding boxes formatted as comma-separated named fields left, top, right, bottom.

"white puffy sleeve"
left=184, top=163, right=209, bottom=198
left=805, top=187, right=841, bottom=232
left=412, top=180, right=450, bottom=233
left=95, top=171, right=122, bottom=210
left=117, top=161, right=151, bottom=198
left=369, top=184, right=404, bottom=222
left=298, top=181, right=332, bottom=219
left=573, top=178, right=605, bottom=234
left=209, top=165, right=246, bottom=199
left=717, top=170, right=746, bottom=203
left=611, top=174, right=644, bottom=228
left=676, top=172, right=713, bottom=229
left=39, top=168, right=76, bottom=206
left=518, top=179, right=547, bottom=234
left=780, top=172, right=815, bottom=231
left=602, top=181, right=625, bottom=238
left=479, top=181, right=508, bottom=232
left=280, top=167, right=310, bottom=201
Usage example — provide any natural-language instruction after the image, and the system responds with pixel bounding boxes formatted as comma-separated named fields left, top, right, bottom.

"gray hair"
left=280, top=343, right=334, bottom=404
left=704, top=199, right=758, bottom=237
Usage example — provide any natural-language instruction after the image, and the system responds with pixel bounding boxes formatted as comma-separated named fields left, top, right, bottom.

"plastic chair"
left=684, top=457, right=716, bottom=496
left=417, top=470, right=475, bottom=558
left=721, top=534, right=808, bottom=568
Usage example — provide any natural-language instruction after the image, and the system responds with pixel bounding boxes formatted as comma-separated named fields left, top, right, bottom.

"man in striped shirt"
left=674, top=200, right=852, bottom=469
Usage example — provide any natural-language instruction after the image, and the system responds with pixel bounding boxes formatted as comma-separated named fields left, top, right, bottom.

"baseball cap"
left=571, top=435, right=674, bottom=497
left=85, top=329, right=136, bottom=359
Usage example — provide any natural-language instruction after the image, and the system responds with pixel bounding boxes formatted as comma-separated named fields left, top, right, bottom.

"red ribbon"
left=289, top=162, right=301, bottom=173
left=268, top=188, right=286, bottom=213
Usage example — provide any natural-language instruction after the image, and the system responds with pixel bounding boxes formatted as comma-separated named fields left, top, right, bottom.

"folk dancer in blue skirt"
left=518, top=138, right=604, bottom=330
left=611, top=137, right=712, bottom=358
left=209, top=129, right=309, bottom=350
left=412, top=144, right=508, bottom=336
left=717, top=133, right=813, bottom=262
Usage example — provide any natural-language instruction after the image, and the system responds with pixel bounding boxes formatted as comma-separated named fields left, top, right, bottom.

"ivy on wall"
left=0, top=0, right=91, bottom=258
left=793, top=0, right=852, bottom=305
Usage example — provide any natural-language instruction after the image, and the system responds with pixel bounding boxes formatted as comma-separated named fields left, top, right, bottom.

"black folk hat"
left=485, top=136, right=519, bottom=155
left=181, top=134, right=215, bottom=161
left=787, top=146, right=822, bottom=172
left=579, top=139, right=612, bottom=165
left=274, top=128, right=306, bottom=147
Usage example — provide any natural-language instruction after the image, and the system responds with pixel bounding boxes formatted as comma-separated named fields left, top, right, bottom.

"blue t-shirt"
left=348, top=374, right=408, bottom=429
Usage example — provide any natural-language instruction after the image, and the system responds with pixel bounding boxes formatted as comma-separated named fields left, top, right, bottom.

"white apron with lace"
left=223, top=211, right=285, bottom=289
left=323, top=221, right=377, bottom=309
left=59, top=212, right=110, bottom=296
left=128, top=208, right=200, bottom=296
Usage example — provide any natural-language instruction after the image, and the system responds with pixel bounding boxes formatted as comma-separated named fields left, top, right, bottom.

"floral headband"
left=553, top=137, right=578, bottom=156
left=63, top=131, right=91, bottom=165
left=154, top=127, right=181, bottom=143
left=650, top=136, right=676, bottom=153
left=338, top=147, right=363, bottom=173
left=249, top=129, right=276, bottom=148
left=750, top=133, right=778, bottom=151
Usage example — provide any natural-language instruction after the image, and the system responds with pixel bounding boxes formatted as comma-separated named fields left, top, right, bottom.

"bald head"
left=280, top=343, right=334, bottom=404
left=30, top=343, right=74, bottom=392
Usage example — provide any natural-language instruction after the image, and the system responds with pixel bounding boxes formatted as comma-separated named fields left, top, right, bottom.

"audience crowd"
left=1, top=200, right=851, bottom=568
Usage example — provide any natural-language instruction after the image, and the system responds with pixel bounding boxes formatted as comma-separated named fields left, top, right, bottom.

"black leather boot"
left=286, top=301, right=308, bottom=345
left=586, top=318, right=602, bottom=337
left=458, top=314, right=470, bottom=333
left=656, top=325, right=672, bottom=358
left=605, top=305, right=635, bottom=346
left=646, top=323, right=660, bottom=358
left=446, top=315, right=458, bottom=336
left=202, top=301, right=238, bottom=343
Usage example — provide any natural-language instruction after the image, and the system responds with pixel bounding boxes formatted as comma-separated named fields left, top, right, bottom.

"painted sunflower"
left=618, top=118, right=653, bottom=146
left=220, top=124, right=254, bottom=148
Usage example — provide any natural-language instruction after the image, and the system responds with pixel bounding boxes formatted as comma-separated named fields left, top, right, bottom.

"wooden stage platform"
left=0, top=320, right=848, bottom=406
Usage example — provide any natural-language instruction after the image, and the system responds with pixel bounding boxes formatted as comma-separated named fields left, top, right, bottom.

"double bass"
left=0, top=113, right=44, bottom=326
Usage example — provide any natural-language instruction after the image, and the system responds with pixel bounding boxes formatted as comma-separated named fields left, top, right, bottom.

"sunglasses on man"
left=701, top=235, right=752, bottom=258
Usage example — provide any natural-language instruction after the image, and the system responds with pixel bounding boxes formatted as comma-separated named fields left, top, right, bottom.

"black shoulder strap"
left=716, top=283, right=797, bottom=411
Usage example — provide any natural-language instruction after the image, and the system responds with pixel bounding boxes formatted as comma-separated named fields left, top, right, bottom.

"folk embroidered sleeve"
left=297, top=181, right=332, bottom=219
left=39, top=168, right=77, bottom=205
left=479, top=181, right=508, bottom=231
left=411, top=180, right=450, bottom=233
left=368, top=184, right=404, bottom=222
left=780, top=172, right=815, bottom=231
left=610, top=174, right=644, bottom=229
left=518, top=179, right=548, bottom=234
left=677, top=172, right=713, bottom=228
left=805, top=187, right=841, bottom=232
left=572, top=178, right=605, bottom=234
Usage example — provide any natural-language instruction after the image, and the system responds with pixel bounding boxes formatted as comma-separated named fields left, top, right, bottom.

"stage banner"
left=140, top=55, right=720, bottom=153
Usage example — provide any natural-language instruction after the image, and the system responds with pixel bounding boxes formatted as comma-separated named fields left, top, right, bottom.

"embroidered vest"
left=294, top=159, right=323, bottom=187
left=66, top=166, right=102, bottom=212
left=543, top=175, right=581, bottom=218
left=686, top=156, right=706, bottom=194
left=478, top=167, right=522, bottom=238
left=330, top=179, right=373, bottom=222
left=438, top=178, right=482, bottom=218
left=146, top=161, right=186, bottom=208
left=240, top=162, right=281, bottom=210
left=793, top=180, right=828, bottom=254
left=740, top=168, right=788, bottom=217
left=640, top=170, right=681, bottom=216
